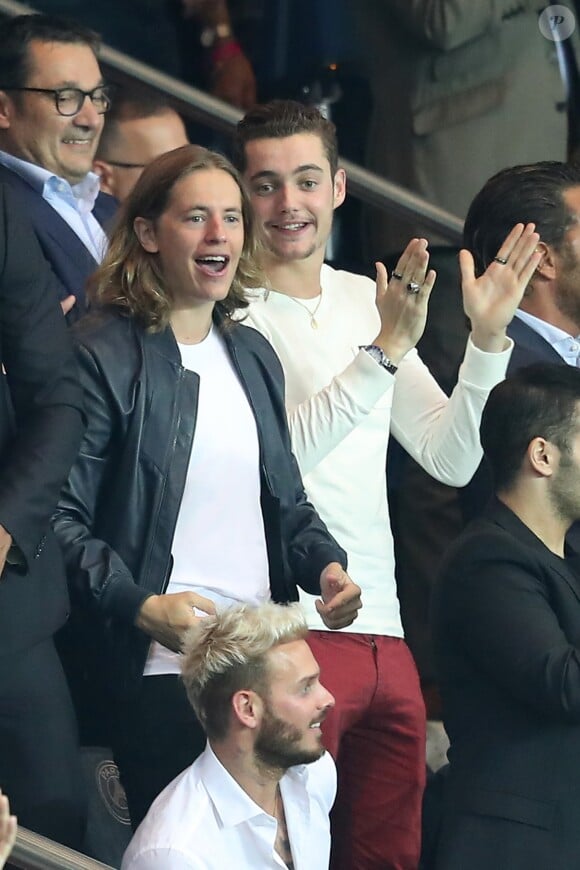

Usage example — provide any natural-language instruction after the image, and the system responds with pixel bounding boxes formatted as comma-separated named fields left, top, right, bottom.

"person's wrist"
left=470, top=327, right=509, bottom=353
left=372, top=334, right=409, bottom=365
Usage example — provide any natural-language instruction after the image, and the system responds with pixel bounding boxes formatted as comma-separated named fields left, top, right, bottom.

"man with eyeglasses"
left=0, top=13, right=117, bottom=323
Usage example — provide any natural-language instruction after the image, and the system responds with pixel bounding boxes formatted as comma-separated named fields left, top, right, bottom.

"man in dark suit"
left=432, top=363, right=580, bottom=870
left=461, top=161, right=580, bottom=543
left=0, top=14, right=116, bottom=323
left=0, top=182, right=86, bottom=847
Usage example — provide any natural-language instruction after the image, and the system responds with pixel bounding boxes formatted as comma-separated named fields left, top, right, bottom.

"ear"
left=533, top=241, right=556, bottom=281
left=133, top=216, right=158, bottom=253
left=231, top=689, right=263, bottom=730
left=527, top=436, right=558, bottom=478
left=93, top=159, right=116, bottom=196
left=333, top=168, right=346, bottom=210
left=0, top=90, right=14, bottom=130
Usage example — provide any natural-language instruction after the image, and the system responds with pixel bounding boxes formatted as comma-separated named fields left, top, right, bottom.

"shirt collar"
left=514, top=308, right=580, bottom=349
left=201, top=742, right=308, bottom=829
left=0, top=149, right=100, bottom=212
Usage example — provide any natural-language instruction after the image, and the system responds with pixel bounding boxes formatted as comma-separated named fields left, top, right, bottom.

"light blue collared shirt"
left=514, top=309, right=580, bottom=367
left=0, top=150, right=108, bottom=263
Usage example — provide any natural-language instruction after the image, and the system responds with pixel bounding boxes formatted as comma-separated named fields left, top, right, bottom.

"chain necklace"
left=287, top=289, right=323, bottom=329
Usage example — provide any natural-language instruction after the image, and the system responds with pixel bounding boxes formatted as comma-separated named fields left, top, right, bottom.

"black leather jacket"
left=53, top=309, right=346, bottom=694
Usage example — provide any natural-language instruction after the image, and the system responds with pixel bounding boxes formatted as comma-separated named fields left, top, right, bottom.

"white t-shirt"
left=144, top=326, right=270, bottom=676
left=244, top=264, right=513, bottom=637
left=122, top=744, right=336, bottom=870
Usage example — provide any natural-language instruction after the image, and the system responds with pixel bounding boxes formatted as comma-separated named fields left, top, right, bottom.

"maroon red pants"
left=308, top=632, right=426, bottom=870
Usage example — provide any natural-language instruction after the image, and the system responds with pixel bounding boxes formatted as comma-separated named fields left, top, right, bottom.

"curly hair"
left=88, top=144, right=264, bottom=331
left=181, top=603, right=308, bottom=741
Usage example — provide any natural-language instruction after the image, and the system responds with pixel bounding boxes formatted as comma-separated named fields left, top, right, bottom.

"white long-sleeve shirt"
left=244, top=264, right=512, bottom=636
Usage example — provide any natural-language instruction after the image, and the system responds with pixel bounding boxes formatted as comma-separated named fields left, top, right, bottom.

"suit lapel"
left=487, top=499, right=580, bottom=603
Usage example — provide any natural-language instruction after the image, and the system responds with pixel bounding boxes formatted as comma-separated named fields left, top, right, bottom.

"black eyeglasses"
left=0, top=85, right=112, bottom=116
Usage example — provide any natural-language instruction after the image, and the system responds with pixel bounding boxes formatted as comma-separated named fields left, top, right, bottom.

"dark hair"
left=481, top=363, right=580, bottom=490
left=233, top=99, right=339, bottom=176
left=0, top=14, right=100, bottom=90
left=88, top=144, right=263, bottom=330
left=464, top=162, right=580, bottom=277
left=95, top=86, right=182, bottom=159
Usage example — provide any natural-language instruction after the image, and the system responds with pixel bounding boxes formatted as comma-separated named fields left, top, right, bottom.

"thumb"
left=458, top=249, right=475, bottom=288
left=375, top=262, right=388, bottom=299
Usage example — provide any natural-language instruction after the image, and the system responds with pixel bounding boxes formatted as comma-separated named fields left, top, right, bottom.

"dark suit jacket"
left=432, top=499, right=580, bottom=870
left=0, top=183, right=84, bottom=655
left=460, top=316, right=580, bottom=548
left=0, top=163, right=116, bottom=324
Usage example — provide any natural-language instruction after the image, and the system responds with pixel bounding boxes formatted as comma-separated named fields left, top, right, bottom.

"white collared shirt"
left=0, top=150, right=108, bottom=262
left=514, top=309, right=580, bottom=366
left=121, top=744, right=336, bottom=870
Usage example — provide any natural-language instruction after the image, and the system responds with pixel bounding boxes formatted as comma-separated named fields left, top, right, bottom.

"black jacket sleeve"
left=0, top=184, right=84, bottom=569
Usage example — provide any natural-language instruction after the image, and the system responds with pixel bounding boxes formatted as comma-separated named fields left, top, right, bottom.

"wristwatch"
left=360, top=344, right=398, bottom=375
left=200, top=22, right=233, bottom=48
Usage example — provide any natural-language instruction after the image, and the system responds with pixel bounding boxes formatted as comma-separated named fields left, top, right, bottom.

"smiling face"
left=243, top=132, right=345, bottom=267
left=253, top=639, right=334, bottom=770
left=134, top=167, right=244, bottom=311
left=0, top=39, right=105, bottom=184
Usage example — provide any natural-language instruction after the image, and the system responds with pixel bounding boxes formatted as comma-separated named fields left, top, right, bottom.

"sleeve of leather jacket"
left=0, top=184, right=84, bottom=569
left=382, top=0, right=536, bottom=51
left=53, top=341, right=152, bottom=626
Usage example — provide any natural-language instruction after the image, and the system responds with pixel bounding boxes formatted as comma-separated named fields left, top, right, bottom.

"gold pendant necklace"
left=288, top=289, right=323, bottom=329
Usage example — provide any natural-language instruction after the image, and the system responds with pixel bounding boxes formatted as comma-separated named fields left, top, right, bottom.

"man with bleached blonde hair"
left=122, top=603, right=336, bottom=870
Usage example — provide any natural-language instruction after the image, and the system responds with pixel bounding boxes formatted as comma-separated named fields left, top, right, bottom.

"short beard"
left=254, top=706, right=325, bottom=773
left=554, top=240, right=580, bottom=330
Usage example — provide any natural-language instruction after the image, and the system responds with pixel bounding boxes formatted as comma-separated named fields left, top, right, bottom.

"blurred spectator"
left=94, top=90, right=189, bottom=201
left=31, top=0, right=256, bottom=108
left=0, top=14, right=116, bottom=322
left=356, top=3, right=576, bottom=258
left=122, top=603, right=336, bottom=870
left=0, top=183, right=86, bottom=848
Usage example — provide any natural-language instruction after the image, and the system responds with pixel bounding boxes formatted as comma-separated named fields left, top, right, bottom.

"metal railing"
left=10, top=826, right=115, bottom=870
left=0, top=0, right=464, bottom=244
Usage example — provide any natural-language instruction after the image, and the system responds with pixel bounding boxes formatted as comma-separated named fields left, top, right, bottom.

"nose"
left=205, top=215, right=227, bottom=243
left=74, top=94, right=101, bottom=128
left=319, top=682, right=335, bottom=711
left=278, top=183, right=298, bottom=212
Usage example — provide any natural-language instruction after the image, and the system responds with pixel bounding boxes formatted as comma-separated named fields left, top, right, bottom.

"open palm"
left=460, top=223, right=541, bottom=350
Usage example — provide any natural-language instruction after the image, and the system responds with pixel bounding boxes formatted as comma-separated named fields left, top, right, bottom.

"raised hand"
left=135, top=590, right=217, bottom=652
left=0, top=791, right=16, bottom=870
left=460, top=222, right=541, bottom=352
left=373, top=238, right=437, bottom=364
left=316, top=562, right=362, bottom=630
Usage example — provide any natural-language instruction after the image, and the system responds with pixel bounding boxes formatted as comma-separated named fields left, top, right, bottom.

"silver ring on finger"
left=391, top=270, right=404, bottom=280
left=407, top=280, right=421, bottom=294
left=493, top=255, right=508, bottom=265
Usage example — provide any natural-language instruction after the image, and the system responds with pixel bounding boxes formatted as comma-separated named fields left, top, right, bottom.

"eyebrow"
left=50, top=79, right=106, bottom=89
left=297, top=670, right=320, bottom=687
left=248, top=164, right=324, bottom=182
left=183, top=205, right=242, bottom=213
